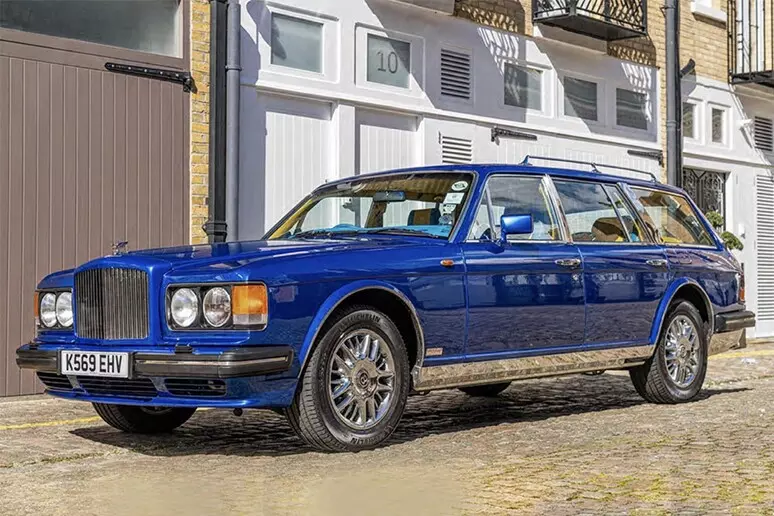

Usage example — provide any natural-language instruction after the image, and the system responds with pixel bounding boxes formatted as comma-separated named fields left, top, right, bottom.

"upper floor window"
left=469, top=176, right=561, bottom=241
left=553, top=181, right=630, bottom=242
left=628, top=187, right=714, bottom=246
left=366, top=34, right=411, bottom=89
left=271, top=13, right=323, bottom=73
left=683, top=102, right=697, bottom=139
left=0, top=0, right=182, bottom=57
left=564, top=76, right=598, bottom=121
left=711, top=107, right=726, bottom=144
left=616, top=89, right=649, bottom=130
left=503, top=63, right=542, bottom=111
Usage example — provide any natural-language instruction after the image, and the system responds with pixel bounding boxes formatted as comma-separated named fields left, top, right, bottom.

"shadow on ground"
left=71, top=373, right=747, bottom=457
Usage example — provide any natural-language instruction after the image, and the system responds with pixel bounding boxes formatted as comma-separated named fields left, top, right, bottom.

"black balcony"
left=729, top=0, right=774, bottom=87
left=533, top=0, right=647, bottom=41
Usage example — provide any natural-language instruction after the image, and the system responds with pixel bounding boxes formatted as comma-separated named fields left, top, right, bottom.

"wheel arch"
left=298, top=281, right=425, bottom=380
left=650, top=278, right=714, bottom=346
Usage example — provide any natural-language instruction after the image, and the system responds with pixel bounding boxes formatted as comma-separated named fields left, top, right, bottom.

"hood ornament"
left=112, top=240, right=129, bottom=256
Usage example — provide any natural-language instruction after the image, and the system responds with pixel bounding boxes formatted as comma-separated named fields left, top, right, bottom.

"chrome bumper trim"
left=708, top=329, right=745, bottom=356
left=412, top=345, right=654, bottom=391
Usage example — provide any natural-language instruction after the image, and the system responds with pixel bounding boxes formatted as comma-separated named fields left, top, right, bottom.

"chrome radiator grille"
left=75, top=268, right=149, bottom=340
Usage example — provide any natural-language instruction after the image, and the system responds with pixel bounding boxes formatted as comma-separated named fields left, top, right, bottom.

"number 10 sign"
left=366, top=34, right=411, bottom=89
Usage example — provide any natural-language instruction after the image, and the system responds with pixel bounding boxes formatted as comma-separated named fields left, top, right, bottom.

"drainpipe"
left=203, top=0, right=228, bottom=243
left=225, top=0, right=241, bottom=241
left=665, top=0, right=682, bottom=187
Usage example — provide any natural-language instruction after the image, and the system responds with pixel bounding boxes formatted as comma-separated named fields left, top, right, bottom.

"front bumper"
left=16, top=345, right=294, bottom=379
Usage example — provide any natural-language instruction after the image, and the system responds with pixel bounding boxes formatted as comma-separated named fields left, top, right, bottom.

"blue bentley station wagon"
left=17, top=158, right=755, bottom=451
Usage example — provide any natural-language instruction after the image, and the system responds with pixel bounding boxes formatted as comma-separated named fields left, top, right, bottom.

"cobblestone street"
left=2, top=344, right=774, bottom=515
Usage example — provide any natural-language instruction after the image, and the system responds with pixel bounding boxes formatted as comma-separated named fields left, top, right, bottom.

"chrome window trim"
left=625, top=184, right=718, bottom=248
left=466, top=173, right=569, bottom=244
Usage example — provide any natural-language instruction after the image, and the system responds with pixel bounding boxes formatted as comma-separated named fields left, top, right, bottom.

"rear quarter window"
left=626, top=186, right=715, bottom=246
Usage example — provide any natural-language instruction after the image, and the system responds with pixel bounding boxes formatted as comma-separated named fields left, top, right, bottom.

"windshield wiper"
left=365, top=228, right=446, bottom=239
left=289, top=229, right=362, bottom=240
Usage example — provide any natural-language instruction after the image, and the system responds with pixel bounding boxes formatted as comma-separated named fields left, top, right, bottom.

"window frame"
left=550, top=178, right=654, bottom=245
left=624, top=185, right=719, bottom=249
left=682, top=100, right=700, bottom=142
left=559, top=73, right=603, bottom=125
left=263, top=6, right=338, bottom=83
left=709, top=104, right=729, bottom=146
left=614, top=87, right=652, bottom=133
left=269, top=12, right=324, bottom=74
left=465, top=174, right=569, bottom=244
left=500, top=60, right=550, bottom=116
left=355, top=24, right=424, bottom=96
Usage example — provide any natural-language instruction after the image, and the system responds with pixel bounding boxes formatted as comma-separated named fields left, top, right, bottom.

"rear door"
left=462, top=174, right=586, bottom=358
left=552, top=179, right=670, bottom=348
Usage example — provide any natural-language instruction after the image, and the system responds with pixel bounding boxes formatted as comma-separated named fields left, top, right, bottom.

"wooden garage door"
left=0, top=30, right=190, bottom=396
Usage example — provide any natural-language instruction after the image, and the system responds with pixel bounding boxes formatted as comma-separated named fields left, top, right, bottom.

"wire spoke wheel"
left=328, top=329, right=396, bottom=431
left=663, top=314, right=701, bottom=388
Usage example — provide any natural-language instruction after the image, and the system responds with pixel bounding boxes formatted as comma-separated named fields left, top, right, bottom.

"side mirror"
left=500, top=214, right=533, bottom=244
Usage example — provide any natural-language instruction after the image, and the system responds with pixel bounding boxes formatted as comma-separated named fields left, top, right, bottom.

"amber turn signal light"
left=33, top=291, right=39, bottom=323
left=232, top=284, right=268, bottom=326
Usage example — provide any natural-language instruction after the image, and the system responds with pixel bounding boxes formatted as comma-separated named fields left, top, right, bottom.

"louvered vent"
left=441, top=135, right=473, bottom=164
left=440, top=49, right=472, bottom=100
left=755, top=117, right=774, bottom=152
left=757, top=175, right=774, bottom=320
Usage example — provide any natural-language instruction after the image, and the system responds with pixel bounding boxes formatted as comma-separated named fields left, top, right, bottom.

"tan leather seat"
left=591, top=217, right=627, bottom=242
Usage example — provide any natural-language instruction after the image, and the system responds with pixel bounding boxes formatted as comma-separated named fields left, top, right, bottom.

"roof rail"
left=518, top=155, right=660, bottom=183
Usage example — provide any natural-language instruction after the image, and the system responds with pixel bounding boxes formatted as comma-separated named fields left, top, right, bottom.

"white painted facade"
left=237, top=0, right=774, bottom=337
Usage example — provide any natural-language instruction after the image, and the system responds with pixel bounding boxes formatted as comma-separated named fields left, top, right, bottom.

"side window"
left=628, top=187, right=715, bottom=246
left=468, top=176, right=561, bottom=242
left=554, top=181, right=628, bottom=242
left=604, top=185, right=647, bottom=242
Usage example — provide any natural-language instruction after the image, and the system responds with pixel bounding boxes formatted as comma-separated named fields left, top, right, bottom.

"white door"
left=239, top=94, right=332, bottom=239
left=756, top=174, right=774, bottom=336
left=356, top=109, right=418, bottom=174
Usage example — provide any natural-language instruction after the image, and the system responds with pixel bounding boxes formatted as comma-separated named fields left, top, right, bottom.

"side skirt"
left=411, top=345, right=654, bottom=391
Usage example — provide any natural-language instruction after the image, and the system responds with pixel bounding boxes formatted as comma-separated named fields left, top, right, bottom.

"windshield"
left=266, top=172, right=475, bottom=240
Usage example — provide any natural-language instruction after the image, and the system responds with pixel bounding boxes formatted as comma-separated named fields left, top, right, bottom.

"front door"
left=552, top=180, right=670, bottom=348
left=463, top=175, right=586, bottom=358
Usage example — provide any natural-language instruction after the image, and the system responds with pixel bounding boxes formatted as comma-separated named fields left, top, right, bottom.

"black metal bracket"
left=105, top=62, right=195, bottom=92
left=627, top=149, right=664, bottom=166
left=491, top=127, right=538, bottom=143
left=680, top=58, right=696, bottom=78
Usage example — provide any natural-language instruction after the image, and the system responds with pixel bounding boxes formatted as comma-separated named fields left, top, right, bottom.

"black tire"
left=285, top=306, right=410, bottom=452
left=93, top=403, right=196, bottom=434
left=459, top=382, right=511, bottom=397
left=629, top=301, right=708, bottom=404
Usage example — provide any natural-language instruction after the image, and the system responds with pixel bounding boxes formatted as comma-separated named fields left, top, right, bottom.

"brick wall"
left=190, top=0, right=210, bottom=245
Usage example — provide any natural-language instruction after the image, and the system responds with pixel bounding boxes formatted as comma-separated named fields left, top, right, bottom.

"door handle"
left=555, top=258, right=581, bottom=268
left=646, top=258, right=669, bottom=268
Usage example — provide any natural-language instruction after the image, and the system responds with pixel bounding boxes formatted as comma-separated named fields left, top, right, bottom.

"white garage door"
left=356, top=110, right=418, bottom=174
left=239, top=95, right=332, bottom=239
left=756, top=174, right=774, bottom=335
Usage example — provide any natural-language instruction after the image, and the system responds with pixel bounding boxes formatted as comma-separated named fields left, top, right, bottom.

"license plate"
left=60, top=351, right=130, bottom=378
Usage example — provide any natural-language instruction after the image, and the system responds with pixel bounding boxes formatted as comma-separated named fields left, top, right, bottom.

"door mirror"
left=500, top=214, right=533, bottom=243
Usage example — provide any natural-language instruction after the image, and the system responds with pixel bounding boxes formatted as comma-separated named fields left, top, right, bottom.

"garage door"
left=239, top=95, right=332, bottom=240
left=356, top=110, right=418, bottom=174
left=0, top=26, right=189, bottom=396
left=756, top=174, right=774, bottom=335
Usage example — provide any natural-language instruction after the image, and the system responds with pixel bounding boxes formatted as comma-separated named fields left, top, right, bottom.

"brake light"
left=739, top=272, right=746, bottom=303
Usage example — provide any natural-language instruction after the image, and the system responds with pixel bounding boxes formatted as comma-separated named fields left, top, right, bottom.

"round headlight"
left=56, top=292, right=73, bottom=327
left=40, top=293, right=57, bottom=328
left=170, top=288, right=199, bottom=328
left=203, top=287, right=231, bottom=327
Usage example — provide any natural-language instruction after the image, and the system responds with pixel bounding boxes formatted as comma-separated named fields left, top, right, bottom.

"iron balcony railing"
left=533, top=0, right=647, bottom=41
left=729, top=0, right=774, bottom=86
